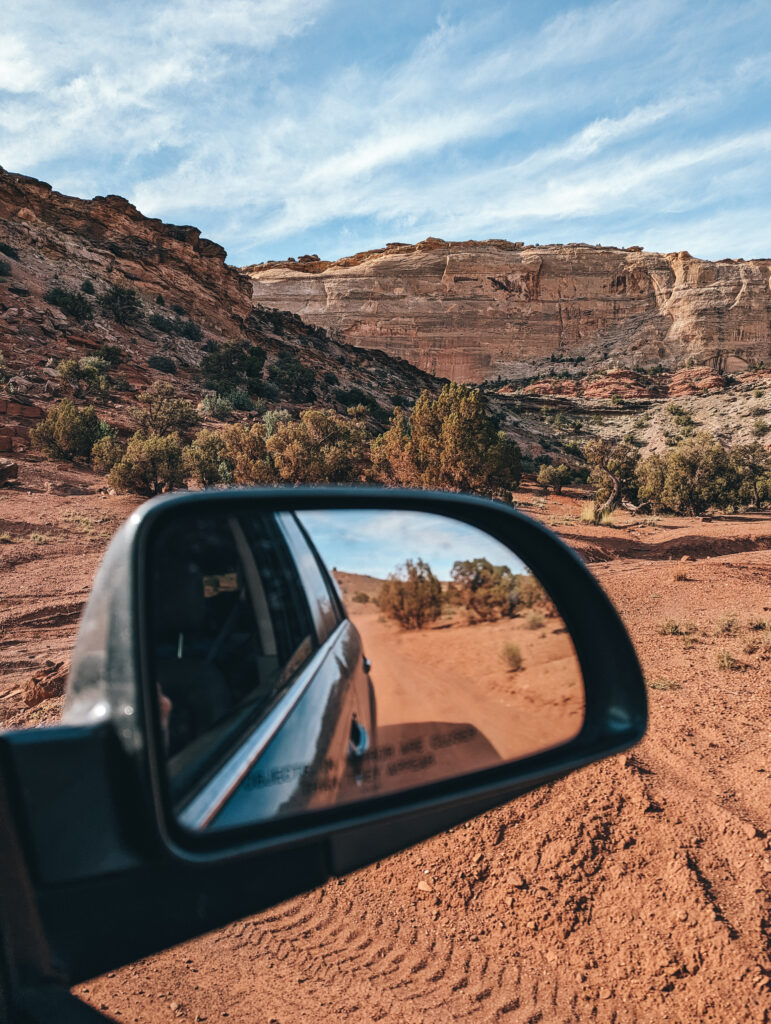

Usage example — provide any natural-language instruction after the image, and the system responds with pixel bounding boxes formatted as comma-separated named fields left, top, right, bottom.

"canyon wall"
left=244, top=239, right=771, bottom=381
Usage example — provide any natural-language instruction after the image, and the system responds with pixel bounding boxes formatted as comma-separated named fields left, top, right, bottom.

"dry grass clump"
left=716, top=649, right=741, bottom=671
left=747, top=618, right=769, bottom=631
left=579, top=502, right=614, bottom=525
left=0, top=533, right=13, bottom=544
left=29, top=533, right=52, bottom=545
left=502, top=643, right=523, bottom=672
left=673, top=571, right=689, bottom=582
left=657, top=620, right=696, bottom=636
left=716, top=615, right=738, bottom=635
left=648, top=677, right=681, bottom=691
left=526, top=611, right=545, bottom=630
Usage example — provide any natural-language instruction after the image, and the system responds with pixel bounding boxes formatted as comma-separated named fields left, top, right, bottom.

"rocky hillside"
left=244, top=239, right=771, bottom=382
left=0, top=168, right=440, bottom=473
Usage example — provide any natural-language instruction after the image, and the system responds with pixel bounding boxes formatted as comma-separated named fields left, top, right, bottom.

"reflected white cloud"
left=297, top=510, right=530, bottom=581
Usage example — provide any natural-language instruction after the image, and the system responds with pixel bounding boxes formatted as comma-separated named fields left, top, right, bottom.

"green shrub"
left=377, top=559, right=443, bottom=629
left=90, top=434, right=124, bottom=473
left=537, top=462, right=571, bottom=493
left=183, top=429, right=225, bottom=487
left=371, top=383, right=521, bottom=498
left=177, top=319, right=202, bottom=342
left=225, top=387, right=253, bottom=411
left=57, top=356, right=111, bottom=398
left=147, top=355, right=177, bottom=374
left=0, top=259, right=11, bottom=277
left=132, top=381, right=198, bottom=436
left=108, top=431, right=185, bottom=496
left=198, top=394, right=233, bottom=420
left=155, top=294, right=165, bottom=305
left=262, top=408, right=292, bottom=437
left=0, top=243, right=19, bottom=260
left=201, top=342, right=266, bottom=394
left=450, top=558, right=519, bottom=621
left=0, top=351, right=7, bottom=383
left=323, top=370, right=339, bottom=386
left=30, top=400, right=102, bottom=460
left=266, top=408, right=369, bottom=483
left=171, top=304, right=186, bottom=317
left=268, top=356, right=316, bottom=401
left=149, top=312, right=176, bottom=334
left=100, top=285, right=142, bottom=324
left=44, top=286, right=92, bottom=321
left=502, top=642, right=523, bottom=672
left=752, top=418, right=769, bottom=437
left=80, top=279, right=95, bottom=295
left=101, top=345, right=124, bottom=366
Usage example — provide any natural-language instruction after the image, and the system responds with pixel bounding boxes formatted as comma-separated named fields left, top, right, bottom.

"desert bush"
left=44, top=286, right=92, bottom=321
left=262, top=408, right=292, bottom=437
left=0, top=259, right=11, bottom=277
left=183, top=429, right=225, bottom=487
left=526, top=610, right=545, bottom=630
left=198, top=394, right=233, bottom=420
left=636, top=433, right=738, bottom=515
left=133, top=381, right=198, bottom=436
left=450, top=558, right=519, bottom=621
left=101, top=344, right=124, bottom=366
left=752, top=418, right=769, bottom=437
left=351, top=592, right=370, bottom=604
left=584, top=438, right=639, bottom=516
left=147, top=355, right=177, bottom=374
left=80, top=279, right=95, bottom=295
left=225, top=387, right=253, bottom=411
left=323, top=370, right=339, bottom=386
left=219, top=422, right=276, bottom=484
left=748, top=618, right=769, bottom=631
left=648, top=677, right=681, bottom=691
left=90, top=434, right=124, bottom=473
left=732, top=443, right=771, bottom=509
left=371, top=383, right=521, bottom=498
left=149, top=312, right=176, bottom=334
left=201, top=342, right=267, bottom=394
left=268, top=355, right=316, bottom=401
left=537, top=462, right=571, bottom=494
left=100, top=285, right=142, bottom=324
left=58, top=356, right=111, bottom=398
left=108, top=431, right=185, bottom=496
left=31, top=399, right=102, bottom=460
left=266, top=408, right=369, bottom=483
left=502, top=642, right=523, bottom=672
left=0, top=243, right=19, bottom=260
left=0, top=351, right=8, bottom=383
left=377, top=559, right=443, bottom=630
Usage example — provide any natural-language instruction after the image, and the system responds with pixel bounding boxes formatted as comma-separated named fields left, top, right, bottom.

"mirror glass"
left=145, top=508, right=585, bottom=832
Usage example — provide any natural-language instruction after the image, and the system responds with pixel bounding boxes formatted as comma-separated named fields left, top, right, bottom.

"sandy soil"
left=2, top=477, right=770, bottom=1022
left=346, top=599, right=584, bottom=779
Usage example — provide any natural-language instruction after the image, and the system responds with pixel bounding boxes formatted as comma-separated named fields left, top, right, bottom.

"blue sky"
left=297, top=510, right=528, bottom=580
left=2, top=1, right=771, bottom=264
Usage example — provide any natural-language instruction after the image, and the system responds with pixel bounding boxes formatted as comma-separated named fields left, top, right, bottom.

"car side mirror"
left=0, top=488, right=645, bottom=1011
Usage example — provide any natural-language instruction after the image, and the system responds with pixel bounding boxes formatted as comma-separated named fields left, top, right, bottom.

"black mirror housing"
left=0, top=488, right=646, bottom=997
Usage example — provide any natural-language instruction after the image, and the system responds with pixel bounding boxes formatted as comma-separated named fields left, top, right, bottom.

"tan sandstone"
left=244, top=239, right=771, bottom=382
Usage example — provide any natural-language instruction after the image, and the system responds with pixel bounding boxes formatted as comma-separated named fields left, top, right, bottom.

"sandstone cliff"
left=244, top=239, right=771, bottom=382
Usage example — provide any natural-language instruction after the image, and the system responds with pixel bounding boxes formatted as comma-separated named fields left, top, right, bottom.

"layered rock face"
left=245, top=239, right=771, bottom=381
left=0, top=167, right=254, bottom=337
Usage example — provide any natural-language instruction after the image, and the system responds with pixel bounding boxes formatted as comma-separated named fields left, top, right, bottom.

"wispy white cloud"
left=2, top=0, right=770, bottom=260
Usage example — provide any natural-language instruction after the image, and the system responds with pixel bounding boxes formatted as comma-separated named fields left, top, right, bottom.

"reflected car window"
left=149, top=513, right=316, bottom=802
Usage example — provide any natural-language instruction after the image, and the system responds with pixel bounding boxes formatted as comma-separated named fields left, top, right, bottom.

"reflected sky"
left=297, top=510, right=530, bottom=581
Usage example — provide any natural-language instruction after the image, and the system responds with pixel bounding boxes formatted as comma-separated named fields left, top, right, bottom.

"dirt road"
left=2, top=477, right=770, bottom=1022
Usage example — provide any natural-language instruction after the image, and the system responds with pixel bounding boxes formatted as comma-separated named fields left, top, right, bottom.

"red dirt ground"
left=2, top=471, right=770, bottom=1023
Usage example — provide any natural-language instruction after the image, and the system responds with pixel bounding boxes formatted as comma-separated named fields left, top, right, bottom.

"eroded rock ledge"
left=244, top=238, right=771, bottom=382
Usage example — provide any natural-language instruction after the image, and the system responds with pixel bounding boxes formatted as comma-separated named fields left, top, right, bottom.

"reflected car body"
left=145, top=510, right=376, bottom=831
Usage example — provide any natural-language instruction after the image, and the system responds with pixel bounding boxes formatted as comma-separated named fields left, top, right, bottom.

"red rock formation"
left=245, top=240, right=771, bottom=382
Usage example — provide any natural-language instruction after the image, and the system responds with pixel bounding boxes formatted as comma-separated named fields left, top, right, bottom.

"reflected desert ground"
left=335, top=570, right=585, bottom=789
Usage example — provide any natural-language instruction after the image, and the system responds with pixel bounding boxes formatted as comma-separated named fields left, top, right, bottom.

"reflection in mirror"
left=146, top=509, right=585, bottom=833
